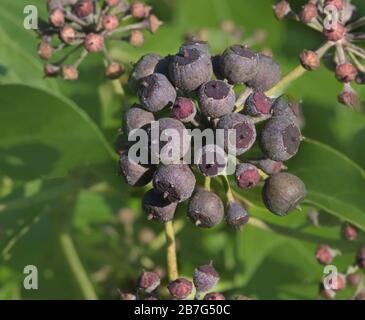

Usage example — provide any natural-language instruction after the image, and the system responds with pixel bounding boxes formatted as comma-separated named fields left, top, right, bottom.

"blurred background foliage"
left=0, top=0, right=364, bottom=300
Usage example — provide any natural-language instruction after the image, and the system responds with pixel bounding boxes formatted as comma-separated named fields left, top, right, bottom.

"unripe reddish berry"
left=38, top=41, right=53, bottom=60
left=60, top=25, right=76, bottom=44
left=235, top=163, right=260, bottom=189
left=327, top=273, right=346, bottom=291
left=193, top=262, right=219, bottom=293
left=357, top=247, right=365, bottom=269
left=300, top=3, right=318, bottom=23
left=62, top=65, right=79, bottom=81
left=273, top=1, right=291, bottom=20
left=172, top=97, right=196, bottom=123
left=300, top=50, right=320, bottom=71
left=244, top=91, right=272, bottom=116
left=73, top=0, right=94, bottom=18
left=138, top=271, right=160, bottom=293
left=84, top=33, right=104, bottom=52
left=204, top=292, right=226, bottom=300
left=105, top=62, right=125, bottom=79
left=323, top=23, right=346, bottom=41
left=324, top=0, right=343, bottom=11
left=131, top=2, right=147, bottom=19
left=44, top=64, right=60, bottom=77
left=342, top=224, right=358, bottom=240
left=336, top=63, right=357, bottom=83
left=347, top=273, right=362, bottom=287
left=129, top=30, right=144, bottom=47
left=168, top=278, right=193, bottom=300
left=106, top=0, right=120, bottom=6
left=103, top=14, right=119, bottom=31
left=319, top=282, right=336, bottom=299
left=338, top=89, right=360, bottom=108
left=315, top=245, right=335, bottom=265
left=49, top=8, right=65, bottom=27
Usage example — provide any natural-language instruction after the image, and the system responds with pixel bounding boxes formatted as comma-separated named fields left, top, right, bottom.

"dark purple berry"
left=220, top=45, right=259, bottom=84
left=212, top=55, right=224, bottom=80
left=270, top=96, right=296, bottom=120
left=260, top=117, right=302, bottom=162
left=262, top=172, right=306, bottom=216
left=153, top=164, right=196, bottom=203
left=357, top=247, right=365, bottom=269
left=198, top=80, right=235, bottom=118
left=168, top=278, right=193, bottom=300
left=142, top=189, right=177, bottom=222
left=179, top=41, right=210, bottom=57
left=235, top=163, right=260, bottom=189
left=244, top=91, right=272, bottom=116
left=119, top=151, right=155, bottom=187
left=138, top=271, right=160, bottom=293
left=204, top=292, right=225, bottom=300
left=172, top=97, right=197, bottom=123
left=196, top=145, right=227, bottom=177
left=138, top=73, right=177, bottom=113
left=246, top=54, right=281, bottom=91
left=226, top=202, right=249, bottom=229
left=249, top=158, right=283, bottom=175
left=129, top=53, right=162, bottom=92
left=193, top=262, right=219, bottom=293
left=188, top=188, right=224, bottom=228
left=124, top=105, right=155, bottom=135
left=169, top=48, right=213, bottom=92
left=216, top=113, right=256, bottom=156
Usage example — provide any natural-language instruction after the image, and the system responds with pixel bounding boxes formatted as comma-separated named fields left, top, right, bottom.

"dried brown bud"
left=273, top=0, right=291, bottom=20
left=323, top=23, right=346, bottom=41
left=62, top=65, right=79, bottom=81
left=44, top=64, right=60, bottom=77
left=146, top=15, right=162, bottom=33
left=49, top=8, right=65, bottom=27
left=105, top=62, right=125, bottom=79
left=300, top=50, right=320, bottom=71
left=129, top=30, right=144, bottom=47
left=336, top=63, right=357, bottom=83
left=338, top=89, right=360, bottom=108
left=300, top=3, right=318, bottom=23
left=315, top=245, right=335, bottom=265
left=38, top=41, right=53, bottom=60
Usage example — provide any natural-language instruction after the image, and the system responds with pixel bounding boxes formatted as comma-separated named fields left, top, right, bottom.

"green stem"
left=221, top=175, right=235, bottom=203
left=204, top=176, right=211, bottom=191
left=59, top=232, right=98, bottom=300
left=164, top=221, right=178, bottom=281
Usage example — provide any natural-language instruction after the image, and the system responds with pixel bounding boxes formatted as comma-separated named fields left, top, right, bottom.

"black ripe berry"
left=246, top=54, right=281, bottom=91
left=138, top=271, right=161, bottom=293
left=198, top=80, right=235, bottom=118
left=226, top=202, right=249, bottom=229
left=204, top=292, right=226, bottom=300
left=172, top=97, right=197, bottom=123
left=167, top=278, right=193, bottom=300
left=250, top=158, right=284, bottom=175
left=196, top=145, right=227, bottom=177
left=142, top=189, right=178, bottom=222
left=244, top=91, right=272, bottom=116
left=221, top=45, right=258, bottom=84
left=124, top=105, right=155, bottom=135
left=179, top=41, right=211, bottom=57
left=153, top=164, right=196, bottom=203
left=138, top=73, right=176, bottom=113
left=260, top=116, right=302, bottom=162
left=217, top=113, right=256, bottom=156
left=129, top=53, right=162, bottom=92
left=263, top=172, right=306, bottom=216
left=187, top=188, right=224, bottom=228
left=119, top=151, right=155, bottom=187
left=169, top=48, right=213, bottom=92
left=235, top=163, right=260, bottom=189
left=270, top=96, right=296, bottom=120
left=193, top=262, right=220, bottom=293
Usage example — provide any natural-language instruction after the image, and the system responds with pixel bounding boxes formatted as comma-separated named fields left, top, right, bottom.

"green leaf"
left=0, top=84, right=116, bottom=183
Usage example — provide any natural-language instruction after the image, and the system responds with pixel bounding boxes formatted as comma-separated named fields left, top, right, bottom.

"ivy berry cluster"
left=119, top=41, right=307, bottom=231
left=273, top=0, right=365, bottom=110
left=36, top=0, right=161, bottom=80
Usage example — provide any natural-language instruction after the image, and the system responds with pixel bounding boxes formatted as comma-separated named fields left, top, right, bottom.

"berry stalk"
left=59, top=231, right=97, bottom=300
left=164, top=221, right=178, bottom=281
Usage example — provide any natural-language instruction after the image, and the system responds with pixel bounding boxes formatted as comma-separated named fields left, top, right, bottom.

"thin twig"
left=164, top=221, right=178, bottom=281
